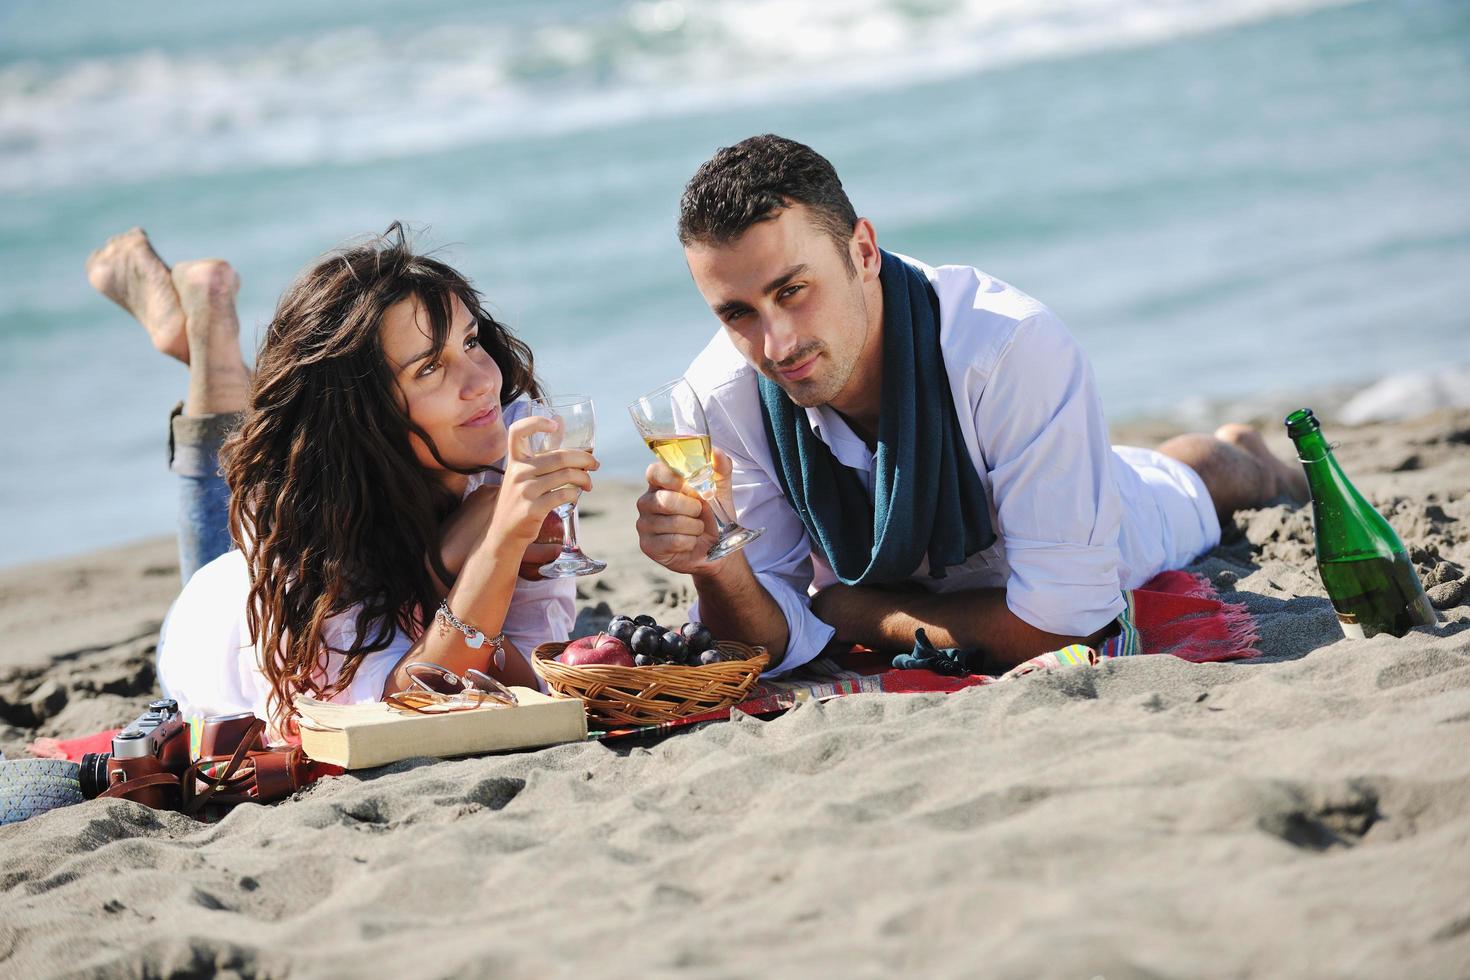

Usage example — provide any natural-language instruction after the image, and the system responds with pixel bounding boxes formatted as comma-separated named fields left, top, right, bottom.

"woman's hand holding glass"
left=525, top=396, right=606, bottom=577
left=487, top=415, right=599, bottom=558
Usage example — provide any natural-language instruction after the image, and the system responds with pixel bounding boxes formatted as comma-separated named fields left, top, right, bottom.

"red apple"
left=558, top=633, right=635, bottom=667
left=518, top=513, right=566, bottom=581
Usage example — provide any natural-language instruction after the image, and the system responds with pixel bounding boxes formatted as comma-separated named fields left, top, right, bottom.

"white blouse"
left=683, top=253, right=1220, bottom=675
left=156, top=406, right=575, bottom=737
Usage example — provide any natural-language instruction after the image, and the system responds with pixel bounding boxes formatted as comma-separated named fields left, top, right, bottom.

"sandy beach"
left=2, top=410, right=1468, bottom=978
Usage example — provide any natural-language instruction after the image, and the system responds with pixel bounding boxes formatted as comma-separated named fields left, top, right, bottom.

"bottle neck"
left=1291, top=427, right=1332, bottom=465
left=1290, top=428, right=1343, bottom=502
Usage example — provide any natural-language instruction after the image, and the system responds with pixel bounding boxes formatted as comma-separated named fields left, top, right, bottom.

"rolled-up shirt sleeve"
left=689, top=384, right=836, bottom=676
left=975, top=311, right=1127, bottom=636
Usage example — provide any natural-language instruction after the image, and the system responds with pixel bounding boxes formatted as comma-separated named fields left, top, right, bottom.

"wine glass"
left=628, top=378, right=764, bottom=561
left=528, top=395, right=606, bottom=578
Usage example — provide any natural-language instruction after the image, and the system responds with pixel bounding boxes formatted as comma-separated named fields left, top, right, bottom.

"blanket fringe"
left=1184, top=571, right=1261, bottom=660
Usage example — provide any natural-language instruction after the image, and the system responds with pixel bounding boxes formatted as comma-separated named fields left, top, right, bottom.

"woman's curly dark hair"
left=222, top=223, right=540, bottom=733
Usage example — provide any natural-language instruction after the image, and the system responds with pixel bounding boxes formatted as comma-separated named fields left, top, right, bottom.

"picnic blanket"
left=891, top=568, right=1258, bottom=675
left=26, top=728, right=118, bottom=762
left=28, top=570, right=1256, bottom=755
left=593, top=569, right=1259, bottom=739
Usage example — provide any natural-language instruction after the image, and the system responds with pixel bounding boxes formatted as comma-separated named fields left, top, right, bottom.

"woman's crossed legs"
left=87, top=229, right=251, bottom=583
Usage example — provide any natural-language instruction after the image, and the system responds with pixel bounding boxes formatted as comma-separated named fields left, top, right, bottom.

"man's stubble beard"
left=765, top=285, right=871, bottom=409
left=767, top=350, right=828, bottom=408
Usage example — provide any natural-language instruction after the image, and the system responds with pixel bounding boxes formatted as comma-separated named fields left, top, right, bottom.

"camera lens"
left=78, top=753, right=111, bottom=799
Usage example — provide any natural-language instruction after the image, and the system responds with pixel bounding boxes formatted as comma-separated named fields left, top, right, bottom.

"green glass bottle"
left=1285, top=408, right=1436, bottom=639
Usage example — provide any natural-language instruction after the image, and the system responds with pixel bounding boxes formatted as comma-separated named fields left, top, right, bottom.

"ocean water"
left=1, top=0, right=1467, bottom=567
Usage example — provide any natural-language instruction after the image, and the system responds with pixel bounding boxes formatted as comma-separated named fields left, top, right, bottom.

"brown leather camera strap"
left=182, top=717, right=266, bottom=816
left=180, top=718, right=312, bottom=814
left=97, top=772, right=179, bottom=802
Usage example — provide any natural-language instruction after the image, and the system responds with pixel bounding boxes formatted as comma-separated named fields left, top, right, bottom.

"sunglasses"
left=383, top=662, right=519, bottom=715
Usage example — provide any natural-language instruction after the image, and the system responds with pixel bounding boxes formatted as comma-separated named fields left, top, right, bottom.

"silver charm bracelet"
left=435, top=599, right=507, bottom=671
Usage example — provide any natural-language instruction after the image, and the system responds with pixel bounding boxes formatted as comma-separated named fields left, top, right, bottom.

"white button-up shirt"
left=684, top=254, right=1220, bottom=675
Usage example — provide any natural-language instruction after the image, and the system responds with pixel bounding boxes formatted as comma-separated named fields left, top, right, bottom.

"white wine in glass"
left=629, top=379, right=763, bottom=561
left=528, top=395, right=606, bottom=578
left=645, top=433, right=713, bottom=479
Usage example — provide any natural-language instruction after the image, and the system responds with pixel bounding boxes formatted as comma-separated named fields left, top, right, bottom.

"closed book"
left=293, top=687, right=587, bottom=769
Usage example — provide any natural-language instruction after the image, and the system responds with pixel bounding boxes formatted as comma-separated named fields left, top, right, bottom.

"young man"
left=636, top=135, right=1305, bottom=675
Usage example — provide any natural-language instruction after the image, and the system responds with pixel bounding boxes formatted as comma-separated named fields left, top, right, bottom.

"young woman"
left=86, top=225, right=595, bottom=741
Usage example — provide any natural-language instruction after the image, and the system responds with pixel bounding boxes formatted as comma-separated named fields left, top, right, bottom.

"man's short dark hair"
left=677, top=135, right=858, bottom=258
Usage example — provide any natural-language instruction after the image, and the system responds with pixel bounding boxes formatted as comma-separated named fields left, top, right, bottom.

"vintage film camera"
left=78, top=699, right=192, bottom=807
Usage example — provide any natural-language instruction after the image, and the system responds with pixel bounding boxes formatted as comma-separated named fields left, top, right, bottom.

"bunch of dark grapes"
left=606, top=614, right=725, bottom=666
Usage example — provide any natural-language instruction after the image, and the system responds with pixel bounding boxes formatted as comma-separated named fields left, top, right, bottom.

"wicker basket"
left=532, top=641, right=769, bottom=727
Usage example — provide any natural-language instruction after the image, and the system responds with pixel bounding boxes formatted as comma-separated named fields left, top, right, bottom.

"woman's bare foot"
left=1214, top=423, right=1309, bottom=503
left=85, top=228, right=189, bottom=364
left=172, top=259, right=251, bottom=416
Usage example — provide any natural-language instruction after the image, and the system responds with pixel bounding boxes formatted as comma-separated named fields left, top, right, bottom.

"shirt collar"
left=805, top=404, right=877, bottom=470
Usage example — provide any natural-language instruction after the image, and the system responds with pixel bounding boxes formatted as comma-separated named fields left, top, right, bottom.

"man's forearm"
left=811, top=585, right=1112, bottom=674
left=691, top=554, right=791, bottom=668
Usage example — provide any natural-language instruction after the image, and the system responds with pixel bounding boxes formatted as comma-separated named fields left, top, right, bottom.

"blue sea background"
left=1, top=0, right=1467, bottom=567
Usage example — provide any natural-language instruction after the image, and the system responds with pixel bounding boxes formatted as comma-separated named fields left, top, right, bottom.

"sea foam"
left=0, top=0, right=1360, bottom=194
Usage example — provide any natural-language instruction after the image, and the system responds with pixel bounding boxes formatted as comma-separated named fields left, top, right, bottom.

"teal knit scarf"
left=756, top=251, right=994, bottom=586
